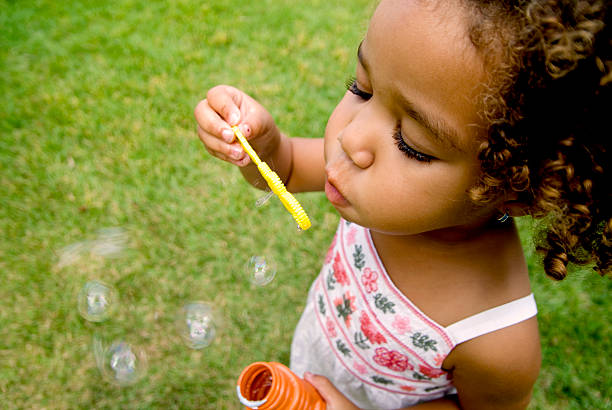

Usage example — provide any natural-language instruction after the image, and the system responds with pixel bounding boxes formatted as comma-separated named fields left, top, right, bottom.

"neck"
left=370, top=219, right=519, bottom=260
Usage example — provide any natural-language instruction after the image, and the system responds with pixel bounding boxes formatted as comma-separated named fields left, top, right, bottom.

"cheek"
left=395, top=163, right=477, bottom=211
left=326, top=94, right=354, bottom=133
left=324, top=95, right=351, bottom=156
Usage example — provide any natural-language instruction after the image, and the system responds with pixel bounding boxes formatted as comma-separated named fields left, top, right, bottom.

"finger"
left=194, top=98, right=236, bottom=144
left=304, top=372, right=359, bottom=410
left=208, top=88, right=265, bottom=143
left=204, top=143, right=251, bottom=167
left=197, top=125, right=250, bottom=165
left=206, top=85, right=243, bottom=126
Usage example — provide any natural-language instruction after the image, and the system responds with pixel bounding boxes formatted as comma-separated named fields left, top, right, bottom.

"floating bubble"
left=176, top=301, right=216, bottom=349
left=245, top=255, right=277, bottom=287
left=56, top=227, right=129, bottom=269
left=57, top=241, right=90, bottom=268
left=255, top=189, right=274, bottom=208
left=91, top=227, right=128, bottom=258
left=253, top=160, right=277, bottom=208
left=93, top=335, right=147, bottom=386
left=78, top=280, right=117, bottom=322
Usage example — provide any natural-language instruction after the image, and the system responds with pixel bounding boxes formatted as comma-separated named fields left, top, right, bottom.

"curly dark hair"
left=464, top=0, right=610, bottom=280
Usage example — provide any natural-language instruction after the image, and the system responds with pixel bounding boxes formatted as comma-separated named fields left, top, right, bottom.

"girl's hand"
left=304, top=372, right=361, bottom=410
left=194, top=85, right=281, bottom=167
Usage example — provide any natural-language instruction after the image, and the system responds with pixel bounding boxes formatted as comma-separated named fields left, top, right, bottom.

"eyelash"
left=393, top=128, right=434, bottom=163
left=345, top=77, right=372, bottom=100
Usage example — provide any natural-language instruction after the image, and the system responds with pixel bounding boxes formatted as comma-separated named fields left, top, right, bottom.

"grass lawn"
left=1, top=0, right=610, bottom=408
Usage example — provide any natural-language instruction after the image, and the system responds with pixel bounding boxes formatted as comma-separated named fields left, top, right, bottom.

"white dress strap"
left=445, top=293, right=537, bottom=345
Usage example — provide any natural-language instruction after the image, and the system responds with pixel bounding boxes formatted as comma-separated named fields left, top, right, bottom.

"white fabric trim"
left=445, top=293, right=537, bottom=345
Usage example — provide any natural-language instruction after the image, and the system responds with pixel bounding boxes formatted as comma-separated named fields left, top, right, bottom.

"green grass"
left=1, top=0, right=609, bottom=408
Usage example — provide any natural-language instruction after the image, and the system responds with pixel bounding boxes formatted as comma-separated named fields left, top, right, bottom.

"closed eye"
left=393, top=128, right=435, bottom=163
left=345, top=77, right=372, bottom=100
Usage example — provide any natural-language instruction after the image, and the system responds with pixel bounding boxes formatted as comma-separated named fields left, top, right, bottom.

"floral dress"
left=290, top=219, right=537, bottom=409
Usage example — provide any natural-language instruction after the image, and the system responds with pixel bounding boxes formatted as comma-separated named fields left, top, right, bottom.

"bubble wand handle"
left=231, top=126, right=311, bottom=230
left=232, top=125, right=263, bottom=166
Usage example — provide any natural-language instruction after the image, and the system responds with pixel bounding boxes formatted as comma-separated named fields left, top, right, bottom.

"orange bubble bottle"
left=236, top=361, right=326, bottom=409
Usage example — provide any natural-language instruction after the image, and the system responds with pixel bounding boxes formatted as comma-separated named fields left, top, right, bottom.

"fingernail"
left=242, top=124, right=251, bottom=137
left=228, top=111, right=240, bottom=126
left=304, top=372, right=313, bottom=381
left=231, top=146, right=243, bottom=159
left=221, top=129, right=234, bottom=143
left=237, top=156, right=251, bottom=167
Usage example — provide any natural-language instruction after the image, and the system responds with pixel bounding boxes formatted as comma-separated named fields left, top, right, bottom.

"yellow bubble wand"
left=232, top=125, right=311, bottom=231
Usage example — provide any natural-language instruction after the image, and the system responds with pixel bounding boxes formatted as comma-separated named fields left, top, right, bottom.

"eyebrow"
left=398, top=96, right=465, bottom=154
left=357, top=41, right=370, bottom=74
left=357, top=42, right=465, bottom=154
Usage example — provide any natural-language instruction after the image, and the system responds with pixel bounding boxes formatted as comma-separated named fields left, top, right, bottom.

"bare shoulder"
left=444, top=316, right=541, bottom=409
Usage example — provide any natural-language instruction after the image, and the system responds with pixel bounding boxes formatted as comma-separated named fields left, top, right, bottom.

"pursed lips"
left=325, top=164, right=350, bottom=207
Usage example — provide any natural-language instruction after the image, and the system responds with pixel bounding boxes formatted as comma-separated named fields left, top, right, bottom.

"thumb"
left=206, top=85, right=243, bottom=126
left=304, top=372, right=359, bottom=410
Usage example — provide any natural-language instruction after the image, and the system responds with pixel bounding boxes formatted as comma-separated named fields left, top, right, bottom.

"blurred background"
left=1, top=0, right=609, bottom=408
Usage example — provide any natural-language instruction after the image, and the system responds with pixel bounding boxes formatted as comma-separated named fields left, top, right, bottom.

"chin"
left=332, top=206, right=360, bottom=225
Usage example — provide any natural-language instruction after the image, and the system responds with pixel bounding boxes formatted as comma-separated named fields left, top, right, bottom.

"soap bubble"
left=57, top=241, right=90, bottom=268
left=56, top=227, right=129, bottom=269
left=253, top=160, right=276, bottom=208
left=255, top=190, right=274, bottom=208
left=176, top=301, right=216, bottom=349
left=93, top=335, right=147, bottom=386
left=91, top=227, right=128, bottom=258
left=78, top=280, right=117, bottom=322
left=245, top=255, right=277, bottom=287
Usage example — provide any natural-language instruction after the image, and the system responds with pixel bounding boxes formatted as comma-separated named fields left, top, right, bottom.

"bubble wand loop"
left=231, top=125, right=311, bottom=231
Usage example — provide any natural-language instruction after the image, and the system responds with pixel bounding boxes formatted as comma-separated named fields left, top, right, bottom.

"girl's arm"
left=443, top=317, right=541, bottom=409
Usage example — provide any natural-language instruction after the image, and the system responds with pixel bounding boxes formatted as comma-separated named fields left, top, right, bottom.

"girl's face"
left=324, top=0, right=498, bottom=239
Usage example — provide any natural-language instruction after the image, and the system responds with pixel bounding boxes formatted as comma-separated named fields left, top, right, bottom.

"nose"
left=337, top=120, right=375, bottom=169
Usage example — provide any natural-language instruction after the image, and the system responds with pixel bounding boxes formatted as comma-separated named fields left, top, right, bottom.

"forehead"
left=365, top=0, right=486, bottom=145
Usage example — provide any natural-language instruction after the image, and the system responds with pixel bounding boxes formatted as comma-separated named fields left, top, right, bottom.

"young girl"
left=195, top=0, right=610, bottom=408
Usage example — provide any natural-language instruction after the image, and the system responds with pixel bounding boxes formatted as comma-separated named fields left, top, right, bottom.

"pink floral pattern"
left=360, top=312, right=387, bottom=345
left=433, top=354, right=445, bottom=367
left=325, top=235, right=337, bottom=264
left=333, top=253, right=350, bottom=286
left=373, top=347, right=413, bottom=372
left=392, top=315, right=411, bottom=335
left=361, top=267, right=378, bottom=293
left=353, top=361, right=368, bottom=375
left=346, top=227, right=357, bottom=246
left=326, top=317, right=337, bottom=337
left=334, top=291, right=356, bottom=327
left=418, top=364, right=446, bottom=379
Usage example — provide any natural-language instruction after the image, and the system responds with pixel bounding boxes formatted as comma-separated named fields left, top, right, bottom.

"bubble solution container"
left=237, top=362, right=326, bottom=410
